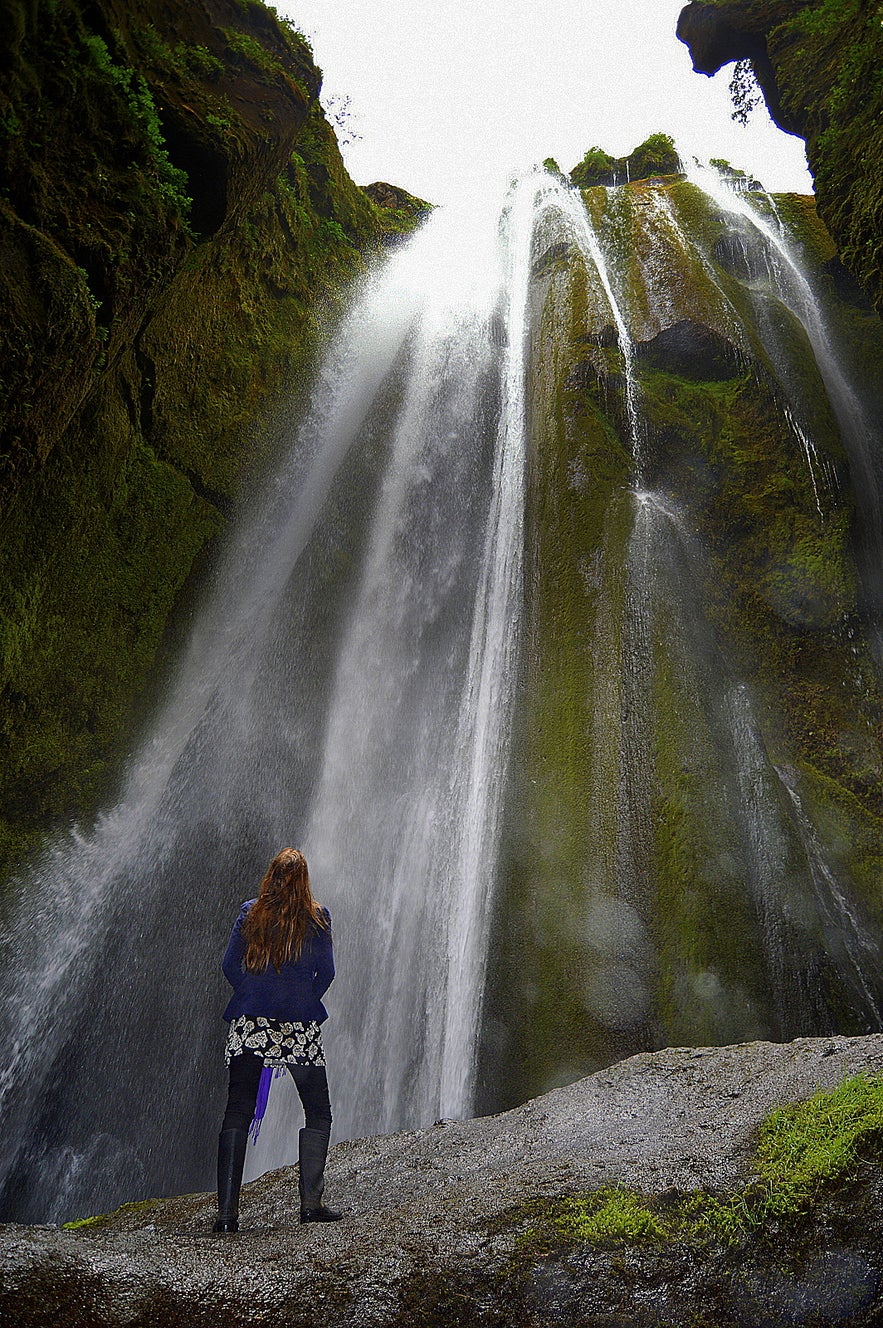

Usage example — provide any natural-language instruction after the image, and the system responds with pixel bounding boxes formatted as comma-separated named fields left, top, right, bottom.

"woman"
left=214, top=846, right=341, bottom=1232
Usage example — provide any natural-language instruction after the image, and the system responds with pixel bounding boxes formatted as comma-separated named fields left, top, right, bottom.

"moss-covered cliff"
left=0, top=0, right=427, bottom=876
left=677, top=0, right=883, bottom=311
left=480, top=154, right=883, bottom=1109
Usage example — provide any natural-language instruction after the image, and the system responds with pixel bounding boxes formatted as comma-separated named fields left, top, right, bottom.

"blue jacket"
left=221, top=900, right=335, bottom=1024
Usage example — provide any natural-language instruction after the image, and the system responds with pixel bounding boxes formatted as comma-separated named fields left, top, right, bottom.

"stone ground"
left=2, top=1034, right=883, bottom=1326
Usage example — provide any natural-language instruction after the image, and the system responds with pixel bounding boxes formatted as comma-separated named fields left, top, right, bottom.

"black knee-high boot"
left=214, top=1128, right=248, bottom=1233
left=298, top=1125, right=342, bottom=1222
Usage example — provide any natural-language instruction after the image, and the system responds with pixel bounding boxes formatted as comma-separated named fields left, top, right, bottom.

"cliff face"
left=677, top=0, right=883, bottom=311
left=0, top=0, right=425, bottom=876
left=479, top=159, right=883, bottom=1109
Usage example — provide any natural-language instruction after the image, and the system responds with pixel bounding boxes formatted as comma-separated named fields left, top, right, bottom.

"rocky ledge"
left=2, top=1035, right=883, bottom=1327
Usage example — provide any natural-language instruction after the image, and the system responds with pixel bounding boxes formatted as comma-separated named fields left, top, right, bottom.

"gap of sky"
left=278, top=0, right=813, bottom=207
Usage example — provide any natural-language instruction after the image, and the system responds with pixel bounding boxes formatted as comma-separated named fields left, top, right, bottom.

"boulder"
left=2, top=1034, right=882, bottom=1326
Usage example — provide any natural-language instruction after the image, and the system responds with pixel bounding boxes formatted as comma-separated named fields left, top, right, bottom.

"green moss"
left=136, top=25, right=225, bottom=80
left=361, top=181, right=433, bottom=239
left=0, top=0, right=389, bottom=880
left=570, top=134, right=680, bottom=189
left=629, top=132, right=680, bottom=180
left=61, top=1215, right=105, bottom=1230
left=792, top=762, right=883, bottom=926
left=634, top=352, right=878, bottom=818
left=553, top=1187, right=667, bottom=1243
left=221, top=26, right=284, bottom=77
left=696, top=1072, right=883, bottom=1243
left=570, top=144, right=616, bottom=188
left=0, top=428, right=221, bottom=845
left=757, top=1075, right=883, bottom=1202
left=61, top=1195, right=164, bottom=1230
left=480, top=254, right=640, bottom=1106
left=649, top=625, right=771, bottom=1045
left=81, top=32, right=192, bottom=221
left=710, top=158, right=763, bottom=191
left=520, top=1073, right=883, bottom=1253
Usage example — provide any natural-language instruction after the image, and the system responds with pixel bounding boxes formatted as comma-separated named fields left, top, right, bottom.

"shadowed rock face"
left=677, top=2, right=769, bottom=75
left=634, top=320, right=740, bottom=382
left=362, top=181, right=433, bottom=216
left=1, top=1035, right=882, bottom=1327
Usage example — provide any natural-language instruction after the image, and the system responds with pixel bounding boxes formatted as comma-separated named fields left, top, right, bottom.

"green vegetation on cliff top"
left=570, top=132, right=681, bottom=188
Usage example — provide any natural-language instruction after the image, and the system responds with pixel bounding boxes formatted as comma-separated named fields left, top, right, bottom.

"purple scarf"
left=249, top=1065, right=286, bottom=1143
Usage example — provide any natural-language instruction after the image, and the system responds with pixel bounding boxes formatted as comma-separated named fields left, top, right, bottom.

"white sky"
left=278, top=0, right=813, bottom=207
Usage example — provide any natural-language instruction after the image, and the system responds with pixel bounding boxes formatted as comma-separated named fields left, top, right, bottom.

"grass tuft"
left=555, top=1188, right=667, bottom=1242
left=521, top=1074, right=883, bottom=1252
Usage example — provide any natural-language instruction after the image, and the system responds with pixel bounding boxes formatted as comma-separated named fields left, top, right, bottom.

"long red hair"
left=241, top=848, right=327, bottom=973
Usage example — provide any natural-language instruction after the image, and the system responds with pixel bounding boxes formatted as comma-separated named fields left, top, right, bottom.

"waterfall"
left=3, top=161, right=883, bottom=1225
left=0, top=174, right=549, bottom=1223
left=555, top=186, right=645, bottom=474
left=254, top=177, right=543, bottom=1172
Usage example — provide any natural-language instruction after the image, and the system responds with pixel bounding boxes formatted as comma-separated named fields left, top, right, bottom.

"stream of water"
left=0, top=172, right=557, bottom=1222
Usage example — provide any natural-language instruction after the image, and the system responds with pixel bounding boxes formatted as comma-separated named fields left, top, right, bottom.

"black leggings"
left=221, top=1050, right=332, bottom=1134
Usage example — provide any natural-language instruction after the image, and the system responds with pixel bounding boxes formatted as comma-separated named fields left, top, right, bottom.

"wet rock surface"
left=2, top=1034, right=883, bottom=1326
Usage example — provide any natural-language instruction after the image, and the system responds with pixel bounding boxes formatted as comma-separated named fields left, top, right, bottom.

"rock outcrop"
left=570, top=133, right=681, bottom=188
left=677, top=0, right=883, bottom=311
left=2, top=1035, right=883, bottom=1326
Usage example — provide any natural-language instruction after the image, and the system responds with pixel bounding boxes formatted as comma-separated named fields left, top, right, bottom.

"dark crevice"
left=181, top=466, right=233, bottom=518
left=154, top=98, right=229, bottom=237
left=71, top=248, right=114, bottom=327
left=823, top=257, right=877, bottom=312
left=133, top=324, right=156, bottom=440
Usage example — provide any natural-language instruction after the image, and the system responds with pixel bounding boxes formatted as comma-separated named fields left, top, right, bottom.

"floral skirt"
left=224, top=1014, right=325, bottom=1068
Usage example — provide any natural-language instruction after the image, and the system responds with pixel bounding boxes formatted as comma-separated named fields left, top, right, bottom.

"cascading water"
left=0, top=171, right=556, bottom=1224
left=4, top=161, right=883, bottom=1225
left=685, top=159, right=883, bottom=663
left=254, top=177, right=543, bottom=1173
